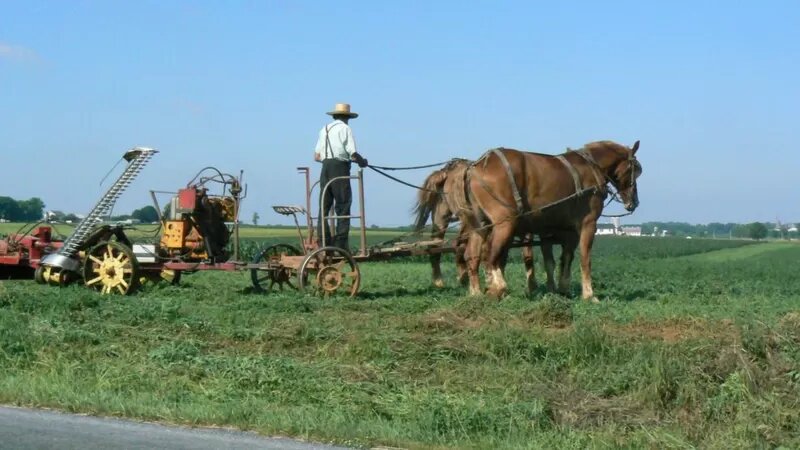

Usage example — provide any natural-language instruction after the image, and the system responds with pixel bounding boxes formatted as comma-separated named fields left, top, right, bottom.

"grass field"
left=1, top=235, right=799, bottom=449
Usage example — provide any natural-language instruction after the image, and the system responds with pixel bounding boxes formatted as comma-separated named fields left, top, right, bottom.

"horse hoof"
left=486, top=287, right=507, bottom=300
left=433, top=279, right=445, bottom=289
left=583, top=296, right=600, bottom=304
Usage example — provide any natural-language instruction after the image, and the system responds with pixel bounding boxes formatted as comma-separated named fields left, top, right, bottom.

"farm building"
left=621, top=226, right=643, bottom=236
left=596, top=223, right=618, bottom=235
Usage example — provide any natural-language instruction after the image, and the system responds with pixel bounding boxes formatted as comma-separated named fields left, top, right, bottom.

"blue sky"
left=2, top=1, right=799, bottom=226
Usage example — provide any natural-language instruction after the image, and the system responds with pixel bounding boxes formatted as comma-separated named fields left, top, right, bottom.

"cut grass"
left=0, top=238, right=798, bottom=448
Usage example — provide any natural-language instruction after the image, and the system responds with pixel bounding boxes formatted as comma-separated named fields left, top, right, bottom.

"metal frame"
left=317, top=168, right=367, bottom=256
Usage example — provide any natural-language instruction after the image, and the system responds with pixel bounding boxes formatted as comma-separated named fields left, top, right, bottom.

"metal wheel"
left=38, top=265, right=72, bottom=287
left=160, top=269, right=182, bottom=286
left=82, top=241, right=140, bottom=295
left=251, top=243, right=302, bottom=292
left=298, top=246, right=360, bottom=297
left=34, top=265, right=46, bottom=284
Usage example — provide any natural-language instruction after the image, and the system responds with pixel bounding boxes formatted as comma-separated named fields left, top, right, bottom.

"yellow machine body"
left=160, top=220, right=186, bottom=249
left=157, top=186, right=239, bottom=262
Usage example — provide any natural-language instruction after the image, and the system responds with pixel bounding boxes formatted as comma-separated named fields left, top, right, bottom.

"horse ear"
left=631, top=140, right=640, bottom=155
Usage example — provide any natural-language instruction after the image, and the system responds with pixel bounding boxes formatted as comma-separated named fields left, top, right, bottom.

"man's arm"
left=313, top=127, right=325, bottom=163
left=343, top=126, right=357, bottom=157
left=344, top=127, right=369, bottom=168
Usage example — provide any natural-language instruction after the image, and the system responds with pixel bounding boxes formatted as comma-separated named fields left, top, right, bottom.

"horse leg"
left=431, top=253, right=445, bottom=288
left=455, top=226, right=469, bottom=287
left=485, top=222, right=514, bottom=299
left=579, top=220, right=599, bottom=303
left=522, top=238, right=537, bottom=296
left=541, top=237, right=557, bottom=293
left=465, top=232, right=485, bottom=296
left=558, top=233, right=578, bottom=297
left=430, top=209, right=450, bottom=288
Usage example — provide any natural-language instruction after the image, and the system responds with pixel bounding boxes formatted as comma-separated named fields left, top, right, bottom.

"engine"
left=159, top=172, right=242, bottom=263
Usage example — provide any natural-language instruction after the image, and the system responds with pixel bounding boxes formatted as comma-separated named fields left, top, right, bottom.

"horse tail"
left=446, top=161, right=471, bottom=215
left=412, top=168, right=449, bottom=232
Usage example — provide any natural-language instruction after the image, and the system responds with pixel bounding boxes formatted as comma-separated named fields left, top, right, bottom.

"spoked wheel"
left=298, top=246, right=360, bottom=297
left=251, top=243, right=302, bottom=293
left=82, top=241, right=140, bottom=295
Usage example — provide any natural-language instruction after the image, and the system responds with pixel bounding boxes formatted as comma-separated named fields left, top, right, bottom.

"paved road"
left=0, top=406, right=352, bottom=450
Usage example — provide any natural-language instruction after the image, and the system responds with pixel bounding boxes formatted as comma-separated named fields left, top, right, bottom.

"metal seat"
left=272, top=205, right=306, bottom=216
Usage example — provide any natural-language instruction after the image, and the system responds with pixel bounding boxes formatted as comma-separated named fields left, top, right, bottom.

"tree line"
left=0, top=197, right=45, bottom=222
left=639, top=221, right=791, bottom=240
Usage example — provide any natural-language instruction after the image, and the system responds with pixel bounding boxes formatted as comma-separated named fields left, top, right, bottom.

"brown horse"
left=463, top=140, right=642, bottom=301
left=414, top=160, right=544, bottom=294
left=413, top=159, right=472, bottom=288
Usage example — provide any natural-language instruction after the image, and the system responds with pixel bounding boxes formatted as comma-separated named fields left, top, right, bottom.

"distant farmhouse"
left=620, top=226, right=642, bottom=237
left=596, top=223, right=617, bottom=235
left=595, top=220, right=644, bottom=237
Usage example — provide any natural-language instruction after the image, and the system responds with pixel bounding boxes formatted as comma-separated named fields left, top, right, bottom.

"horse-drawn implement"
left=2, top=139, right=641, bottom=300
left=1, top=147, right=466, bottom=297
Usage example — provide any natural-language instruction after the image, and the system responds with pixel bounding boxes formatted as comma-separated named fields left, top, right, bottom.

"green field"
left=1, top=236, right=799, bottom=449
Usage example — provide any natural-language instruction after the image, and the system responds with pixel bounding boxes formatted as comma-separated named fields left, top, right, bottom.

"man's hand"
left=352, top=152, right=369, bottom=168
left=314, top=152, right=321, bottom=162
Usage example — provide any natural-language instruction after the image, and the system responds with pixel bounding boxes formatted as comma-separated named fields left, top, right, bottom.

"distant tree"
left=370, top=224, right=379, bottom=229
left=131, top=206, right=159, bottom=223
left=64, top=213, right=80, bottom=223
left=0, top=197, right=44, bottom=221
left=747, top=222, right=768, bottom=240
left=252, top=212, right=260, bottom=226
left=17, top=198, right=45, bottom=221
left=0, top=197, right=21, bottom=221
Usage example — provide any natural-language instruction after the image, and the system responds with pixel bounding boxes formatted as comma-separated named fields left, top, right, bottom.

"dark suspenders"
left=324, top=122, right=342, bottom=160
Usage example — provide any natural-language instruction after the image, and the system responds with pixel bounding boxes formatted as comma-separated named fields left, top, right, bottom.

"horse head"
left=611, top=140, right=642, bottom=212
left=584, top=140, right=642, bottom=212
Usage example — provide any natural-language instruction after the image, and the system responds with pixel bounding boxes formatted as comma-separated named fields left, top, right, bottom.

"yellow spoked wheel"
left=82, top=241, right=140, bottom=295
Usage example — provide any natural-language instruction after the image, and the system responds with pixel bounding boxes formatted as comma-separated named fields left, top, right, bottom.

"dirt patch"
left=610, top=317, right=739, bottom=344
left=778, top=312, right=800, bottom=334
left=539, top=381, right=660, bottom=429
left=418, top=310, right=488, bottom=332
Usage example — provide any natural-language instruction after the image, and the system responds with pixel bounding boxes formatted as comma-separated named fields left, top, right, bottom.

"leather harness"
left=467, top=147, right=610, bottom=215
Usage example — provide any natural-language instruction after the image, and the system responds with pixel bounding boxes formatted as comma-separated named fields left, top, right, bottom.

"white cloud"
left=0, top=42, right=40, bottom=63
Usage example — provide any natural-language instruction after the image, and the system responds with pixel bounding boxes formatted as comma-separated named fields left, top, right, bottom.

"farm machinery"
left=0, top=225, right=64, bottom=278
left=33, top=147, right=251, bottom=294
left=4, top=146, right=462, bottom=297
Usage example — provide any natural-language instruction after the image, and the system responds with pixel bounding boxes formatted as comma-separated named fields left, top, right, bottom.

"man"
left=314, top=103, right=369, bottom=250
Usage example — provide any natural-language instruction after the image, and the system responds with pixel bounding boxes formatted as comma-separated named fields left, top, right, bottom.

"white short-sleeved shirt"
left=314, top=120, right=356, bottom=162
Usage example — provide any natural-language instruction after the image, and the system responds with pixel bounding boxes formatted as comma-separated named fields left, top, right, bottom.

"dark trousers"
left=318, top=159, right=352, bottom=250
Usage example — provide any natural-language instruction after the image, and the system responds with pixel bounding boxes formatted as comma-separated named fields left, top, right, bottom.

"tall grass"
left=0, top=239, right=798, bottom=448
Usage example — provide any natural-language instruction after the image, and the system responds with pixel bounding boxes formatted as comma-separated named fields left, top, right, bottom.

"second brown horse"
left=463, top=140, right=642, bottom=301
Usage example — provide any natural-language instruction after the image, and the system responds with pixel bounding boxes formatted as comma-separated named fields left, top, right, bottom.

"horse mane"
left=411, top=158, right=471, bottom=231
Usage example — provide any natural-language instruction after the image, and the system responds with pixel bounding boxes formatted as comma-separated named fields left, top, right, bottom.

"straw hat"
left=326, top=103, right=359, bottom=118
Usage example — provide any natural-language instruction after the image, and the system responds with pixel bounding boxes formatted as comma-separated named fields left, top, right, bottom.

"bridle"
left=577, top=146, right=640, bottom=214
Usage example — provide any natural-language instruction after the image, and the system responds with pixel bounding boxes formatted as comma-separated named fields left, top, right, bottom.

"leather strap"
left=490, top=148, right=524, bottom=211
left=556, top=155, right=582, bottom=194
left=574, top=149, right=606, bottom=190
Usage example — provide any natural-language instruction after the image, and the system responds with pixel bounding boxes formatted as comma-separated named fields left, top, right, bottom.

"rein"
left=368, top=160, right=452, bottom=171
left=367, top=165, right=440, bottom=193
left=366, top=158, right=468, bottom=193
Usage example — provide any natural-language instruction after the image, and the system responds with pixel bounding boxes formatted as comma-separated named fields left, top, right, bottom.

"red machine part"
left=0, top=226, right=63, bottom=269
left=177, top=188, right=197, bottom=213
